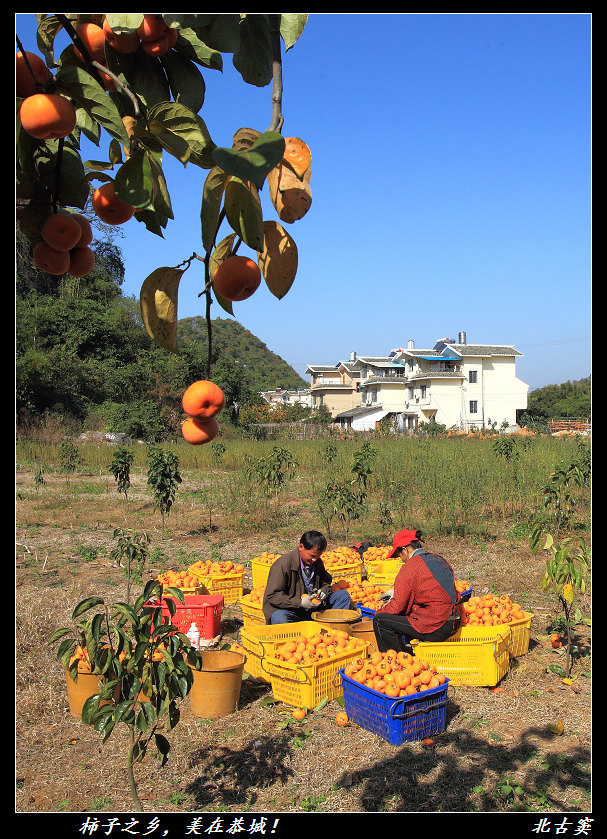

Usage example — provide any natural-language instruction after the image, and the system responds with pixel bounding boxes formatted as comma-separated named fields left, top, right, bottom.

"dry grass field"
left=15, top=437, right=592, bottom=817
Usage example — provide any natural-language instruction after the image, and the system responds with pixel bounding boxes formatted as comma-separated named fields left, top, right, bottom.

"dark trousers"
left=372, top=611, right=460, bottom=653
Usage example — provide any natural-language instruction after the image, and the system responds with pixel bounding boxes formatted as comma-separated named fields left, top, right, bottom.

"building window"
left=420, top=385, right=427, bottom=399
left=469, top=370, right=477, bottom=384
left=408, top=387, right=414, bottom=400
left=469, top=400, right=478, bottom=414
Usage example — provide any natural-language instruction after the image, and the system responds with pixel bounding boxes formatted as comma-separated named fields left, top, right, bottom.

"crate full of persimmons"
left=188, top=559, right=245, bottom=604
left=339, top=649, right=450, bottom=745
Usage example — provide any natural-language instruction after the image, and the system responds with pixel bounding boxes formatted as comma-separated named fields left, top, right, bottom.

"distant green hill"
left=178, top=316, right=308, bottom=392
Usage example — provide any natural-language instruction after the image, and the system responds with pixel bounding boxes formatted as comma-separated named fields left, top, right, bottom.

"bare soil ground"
left=15, top=467, right=592, bottom=817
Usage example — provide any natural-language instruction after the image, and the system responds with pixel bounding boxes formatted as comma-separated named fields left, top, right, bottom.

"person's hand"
left=380, top=588, right=394, bottom=601
left=300, top=594, right=316, bottom=609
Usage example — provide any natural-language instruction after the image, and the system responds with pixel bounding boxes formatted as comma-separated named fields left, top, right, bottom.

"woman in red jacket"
left=372, top=529, right=461, bottom=652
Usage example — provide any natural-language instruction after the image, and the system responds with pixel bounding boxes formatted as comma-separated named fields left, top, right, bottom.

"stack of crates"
left=188, top=563, right=245, bottom=605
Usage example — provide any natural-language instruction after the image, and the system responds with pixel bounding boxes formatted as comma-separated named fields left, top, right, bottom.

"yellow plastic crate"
left=458, top=613, right=533, bottom=657
left=238, top=621, right=320, bottom=685
left=366, top=560, right=403, bottom=586
left=188, top=568, right=244, bottom=604
left=505, top=612, right=534, bottom=657
left=238, top=635, right=271, bottom=684
left=411, top=625, right=512, bottom=686
left=240, top=621, right=369, bottom=708
left=158, top=584, right=207, bottom=597
left=326, top=560, right=363, bottom=586
left=251, top=558, right=276, bottom=590
left=239, top=597, right=266, bottom=629
left=265, top=644, right=368, bottom=707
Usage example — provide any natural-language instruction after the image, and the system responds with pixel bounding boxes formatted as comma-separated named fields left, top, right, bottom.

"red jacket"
left=375, top=549, right=460, bottom=634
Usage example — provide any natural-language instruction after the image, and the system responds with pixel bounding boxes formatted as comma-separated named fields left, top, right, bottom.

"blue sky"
left=16, top=13, right=592, bottom=391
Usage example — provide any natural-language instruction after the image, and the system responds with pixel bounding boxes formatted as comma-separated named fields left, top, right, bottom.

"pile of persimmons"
left=188, top=559, right=245, bottom=578
left=457, top=592, right=527, bottom=627
left=251, top=552, right=282, bottom=567
left=319, top=547, right=362, bottom=569
left=271, top=629, right=366, bottom=666
left=344, top=648, right=447, bottom=697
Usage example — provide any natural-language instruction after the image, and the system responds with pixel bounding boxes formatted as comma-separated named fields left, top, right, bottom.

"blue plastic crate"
left=339, top=668, right=449, bottom=745
left=355, top=603, right=377, bottom=619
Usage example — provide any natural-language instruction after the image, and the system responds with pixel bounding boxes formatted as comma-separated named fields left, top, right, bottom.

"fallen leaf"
left=547, top=719, right=564, bottom=736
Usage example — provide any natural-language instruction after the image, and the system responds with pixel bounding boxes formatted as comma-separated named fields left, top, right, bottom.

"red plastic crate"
left=145, top=594, right=224, bottom=639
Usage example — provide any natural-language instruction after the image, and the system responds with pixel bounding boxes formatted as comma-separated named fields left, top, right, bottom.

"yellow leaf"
left=258, top=220, right=298, bottom=299
left=547, top=719, right=564, bottom=735
left=140, top=266, right=185, bottom=353
left=562, top=583, right=574, bottom=604
left=562, top=678, right=574, bottom=685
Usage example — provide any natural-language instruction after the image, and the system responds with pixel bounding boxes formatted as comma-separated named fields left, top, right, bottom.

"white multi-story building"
left=326, top=332, right=529, bottom=432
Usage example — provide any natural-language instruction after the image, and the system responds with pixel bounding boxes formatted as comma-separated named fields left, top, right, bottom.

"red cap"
left=387, top=529, right=423, bottom=558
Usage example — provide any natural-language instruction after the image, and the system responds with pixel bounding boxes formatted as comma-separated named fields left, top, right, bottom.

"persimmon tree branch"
left=268, top=14, right=284, bottom=133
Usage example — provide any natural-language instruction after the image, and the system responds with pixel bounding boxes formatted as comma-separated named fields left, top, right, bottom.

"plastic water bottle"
left=186, top=622, right=200, bottom=650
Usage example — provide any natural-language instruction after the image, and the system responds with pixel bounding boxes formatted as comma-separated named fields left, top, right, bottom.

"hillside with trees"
left=519, top=376, right=591, bottom=425
left=16, top=227, right=307, bottom=440
left=178, top=317, right=307, bottom=393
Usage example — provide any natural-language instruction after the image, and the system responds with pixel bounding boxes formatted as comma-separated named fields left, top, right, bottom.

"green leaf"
left=212, top=131, right=285, bottom=190
left=140, top=699, right=156, bottom=727
left=72, top=597, right=104, bottom=620
left=81, top=692, right=102, bottom=724
left=232, top=15, right=273, bottom=87
left=32, top=141, right=89, bottom=210
left=103, top=13, right=144, bottom=33
left=155, top=733, right=171, bottom=765
left=111, top=50, right=170, bottom=109
left=111, top=602, right=138, bottom=624
left=172, top=26, right=223, bottom=71
left=35, top=14, right=67, bottom=66
left=224, top=177, right=264, bottom=250
left=201, top=166, right=231, bottom=252
left=48, top=627, right=73, bottom=645
left=279, top=14, right=309, bottom=51
left=56, top=65, right=130, bottom=145
left=113, top=153, right=155, bottom=209
left=191, top=15, right=241, bottom=53
left=147, top=102, right=215, bottom=168
left=162, top=49, right=206, bottom=115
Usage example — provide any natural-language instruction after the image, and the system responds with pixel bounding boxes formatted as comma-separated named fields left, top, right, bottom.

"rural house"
left=305, top=353, right=362, bottom=417
left=308, top=333, right=529, bottom=432
left=261, top=387, right=312, bottom=409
